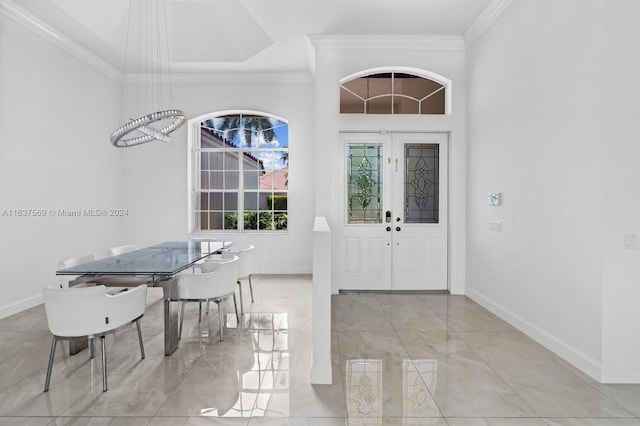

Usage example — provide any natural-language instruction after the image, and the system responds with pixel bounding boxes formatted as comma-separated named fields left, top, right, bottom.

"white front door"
left=335, top=132, right=448, bottom=291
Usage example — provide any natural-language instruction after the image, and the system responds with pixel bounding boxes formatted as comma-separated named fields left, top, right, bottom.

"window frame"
left=187, top=110, right=289, bottom=234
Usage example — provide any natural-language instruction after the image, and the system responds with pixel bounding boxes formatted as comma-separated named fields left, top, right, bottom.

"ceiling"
left=10, top=0, right=494, bottom=74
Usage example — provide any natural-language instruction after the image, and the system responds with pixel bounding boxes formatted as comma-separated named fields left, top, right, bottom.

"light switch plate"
left=488, top=192, right=501, bottom=206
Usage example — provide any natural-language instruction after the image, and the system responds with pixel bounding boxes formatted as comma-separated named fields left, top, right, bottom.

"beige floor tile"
left=2, top=277, right=640, bottom=425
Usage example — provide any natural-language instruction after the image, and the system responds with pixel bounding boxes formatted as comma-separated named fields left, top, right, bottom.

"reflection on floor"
left=1, top=275, right=640, bottom=425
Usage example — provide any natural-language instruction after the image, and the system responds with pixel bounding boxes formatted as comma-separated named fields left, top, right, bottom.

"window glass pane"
left=224, top=152, right=239, bottom=170
left=245, top=171, right=259, bottom=189
left=258, top=193, right=270, bottom=210
left=200, top=193, right=208, bottom=210
left=244, top=211, right=258, bottom=230
left=394, top=96, right=419, bottom=114
left=200, top=152, right=209, bottom=170
left=224, top=171, right=239, bottom=189
left=365, top=74, right=392, bottom=98
left=347, top=143, right=382, bottom=224
left=210, top=192, right=222, bottom=210
left=395, top=74, right=443, bottom=100
left=224, top=192, right=238, bottom=210
left=420, top=89, right=446, bottom=114
left=340, top=87, right=365, bottom=113
left=270, top=192, right=288, bottom=211
left=404, top=143, right=439, bottom=223
left=342, top=78, right=368, bottom=99
left=244, top=192, right=258, bottom=210
left=210, top=171, right=223, bottom=189
left=199, top=212, right=208, bottom=230
left=200, top=171, right=209, bottom=190
left=209, top=212, right=223, bottom=229
left=209, top=152, right=223, bottom=170
left=367, top=96, right=392, bottom=114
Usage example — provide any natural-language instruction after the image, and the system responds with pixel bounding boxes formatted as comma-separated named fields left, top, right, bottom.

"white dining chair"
left=208, top=245, right=255, bottom=315
left=177, top=255, right=240, bottom=341
left=43, top=284, right=148, bottom=392
left=57, top=253, right=95, bottom=288
left=107, top=244, right=138, bottom=257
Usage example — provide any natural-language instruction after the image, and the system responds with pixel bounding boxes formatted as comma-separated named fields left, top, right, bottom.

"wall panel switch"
left=624, top=234, right=638, bottom=249
left=490, top=221, right=502, bottom=232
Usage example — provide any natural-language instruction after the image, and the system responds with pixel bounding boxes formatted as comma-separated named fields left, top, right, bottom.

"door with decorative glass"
left=336, top=132, right=448, bottom=291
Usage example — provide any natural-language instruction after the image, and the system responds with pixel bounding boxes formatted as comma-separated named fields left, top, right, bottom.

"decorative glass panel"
left=347, top=144, right=382, bottom=224
left=404, top=144, right=439, bottom=223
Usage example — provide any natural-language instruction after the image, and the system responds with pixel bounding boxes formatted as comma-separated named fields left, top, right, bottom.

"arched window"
left=189, top=111, right=289, bottom=232
left=340, top=68, right=450, bottom=114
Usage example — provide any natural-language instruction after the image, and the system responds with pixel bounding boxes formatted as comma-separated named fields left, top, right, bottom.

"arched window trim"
left=340, top=66, right=452, bottom=115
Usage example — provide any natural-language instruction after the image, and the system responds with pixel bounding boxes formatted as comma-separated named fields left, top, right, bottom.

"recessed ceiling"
left=10, top=0, right=494, bottom=73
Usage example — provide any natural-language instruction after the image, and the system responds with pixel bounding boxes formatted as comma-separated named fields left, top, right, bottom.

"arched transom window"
left=340, top=70, right=449, bottom=115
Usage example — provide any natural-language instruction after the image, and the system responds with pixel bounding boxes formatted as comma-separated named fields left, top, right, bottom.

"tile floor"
left=1, top=275, right=640, bottom=425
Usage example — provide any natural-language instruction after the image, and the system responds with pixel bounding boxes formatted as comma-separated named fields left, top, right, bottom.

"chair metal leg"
left=249, top=275, right=254, bottom=302
left=198, top=301, right=202, bottom=323
left=179, top=301, right=186, bottom=339
left=217, top=302, right=224, bottom=342
left=90, top=336, right=95, bottom=359
left=237, top=280, right=244, bottom=315
left=100, top=336, right=107, bottom=392
left=233, top=292, right=240, bottom=325
left=135, top=319, right=145, bottom=359
left=44, top=337, right=57, bottom=392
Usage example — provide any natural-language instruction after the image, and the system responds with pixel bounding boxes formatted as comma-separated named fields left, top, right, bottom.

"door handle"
left=396, top=226, right=401, bottom=232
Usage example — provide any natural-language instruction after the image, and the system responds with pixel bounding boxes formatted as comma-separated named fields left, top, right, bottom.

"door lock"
left=396, top=226, right=401, bottom=232
left=396, top=217, right=401, bottom=222
left=386, top=226, right=391, bottom=232
left=385, top=210, right=392, bottom=223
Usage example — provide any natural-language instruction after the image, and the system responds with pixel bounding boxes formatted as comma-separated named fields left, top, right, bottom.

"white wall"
left=119, top=74, right=316, bottom=274
left=467, top=0, right=640, bottom=382
left=0, top=12, right=123, bottom=317
left=310, top=36, right=468, bottom=294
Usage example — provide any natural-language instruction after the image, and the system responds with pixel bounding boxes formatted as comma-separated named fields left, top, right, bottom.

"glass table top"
left=56, top=240, right=233, bottom=276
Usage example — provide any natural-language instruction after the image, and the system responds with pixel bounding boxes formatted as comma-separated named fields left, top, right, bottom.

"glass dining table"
left=56, top=240, right=233, bottom=356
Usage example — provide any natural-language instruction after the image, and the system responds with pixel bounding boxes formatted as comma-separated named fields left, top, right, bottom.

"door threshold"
left=338, top=289, right=450, bottom=295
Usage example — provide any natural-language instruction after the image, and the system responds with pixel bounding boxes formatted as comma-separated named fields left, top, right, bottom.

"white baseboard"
left=0, top=294, right=43, bottom=320
left=601, top=364, right=640, bottom=384
left=466, top=288, right=603, bottom=382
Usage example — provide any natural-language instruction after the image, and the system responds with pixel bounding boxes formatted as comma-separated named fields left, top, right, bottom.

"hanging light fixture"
left=111, top=0, right=186, bottom=148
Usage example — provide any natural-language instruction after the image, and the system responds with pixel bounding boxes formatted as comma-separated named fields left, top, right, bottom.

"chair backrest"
left=223, top=245, right=254, bottom=279
left=108, top=244, right=138, bottom=257
left=43, top=285, right=107, bottom=337
left=43, top=284, right=148, bottom=337
left=177, top=255, right=239, bottom=300
left=57, top=253, right=95, bottom=288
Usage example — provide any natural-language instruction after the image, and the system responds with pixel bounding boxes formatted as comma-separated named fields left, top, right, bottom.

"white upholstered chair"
left=107, top=244, right=138, bottom=257
left=57, top=253, right=95, bottom=288
left=208, top=245, right=255, bottom=315
left=177, top=255, right=240, bottom=341
left=43, top=284, right=148, bottom=392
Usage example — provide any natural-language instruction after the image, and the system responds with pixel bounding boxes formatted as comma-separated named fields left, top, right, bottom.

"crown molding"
left=127, top=72, right=314, bottom=85
left=308, top=34, right=466, bottom=51
left=0, top=0, right=122, bottom=81
left=463, top=0, right=514, bottom=47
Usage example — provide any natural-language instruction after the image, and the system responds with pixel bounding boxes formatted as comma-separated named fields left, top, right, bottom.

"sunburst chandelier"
left=111, top=0, right=186, bottom=148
